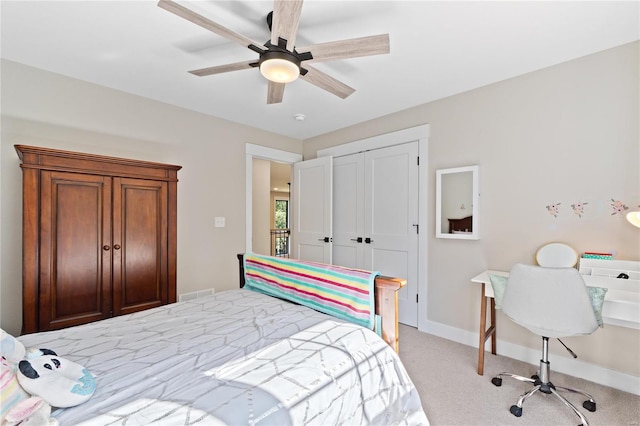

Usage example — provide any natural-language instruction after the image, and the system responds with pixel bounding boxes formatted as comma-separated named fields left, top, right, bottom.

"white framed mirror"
left=436, top=165, right=479, bottom=240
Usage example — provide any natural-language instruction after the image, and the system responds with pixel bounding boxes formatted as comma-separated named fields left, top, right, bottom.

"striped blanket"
left=244, top=253, right=379, bottom=330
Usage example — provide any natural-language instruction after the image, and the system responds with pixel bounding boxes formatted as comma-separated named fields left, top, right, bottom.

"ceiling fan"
left=158, top=0, right=390, bottom=104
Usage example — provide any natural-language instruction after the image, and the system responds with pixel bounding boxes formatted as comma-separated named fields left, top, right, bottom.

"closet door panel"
left=112, top=178, right=168, bottom=316
left=364, top=143, right=419, bottom=326
left=39, top=171, right=112, bottom=330
left=332, top=154, right=365, bottom=269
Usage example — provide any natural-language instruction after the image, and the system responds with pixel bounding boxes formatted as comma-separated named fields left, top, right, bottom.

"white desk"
left=579, top=258, right=640, bottom=330
left=471, top=261, right=640, bottom=376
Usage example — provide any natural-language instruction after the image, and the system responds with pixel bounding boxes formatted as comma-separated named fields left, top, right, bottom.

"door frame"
left=245, top=143, right=302, bottom=253
left=318, top=124, right=430, bottom=332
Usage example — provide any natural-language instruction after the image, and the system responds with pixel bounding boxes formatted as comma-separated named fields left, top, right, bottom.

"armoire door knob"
left=113, top=244, right=121, bottom=250
left=103, top=245, right=110, bottom=251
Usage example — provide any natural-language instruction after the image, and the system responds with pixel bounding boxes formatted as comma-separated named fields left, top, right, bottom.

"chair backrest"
left=535, top=242, right=578, bottom=268
left=502, top=264, right=598, bottom=338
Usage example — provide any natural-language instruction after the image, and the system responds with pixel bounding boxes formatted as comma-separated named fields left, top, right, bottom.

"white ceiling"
left=1, top=1, right=638, bottom=140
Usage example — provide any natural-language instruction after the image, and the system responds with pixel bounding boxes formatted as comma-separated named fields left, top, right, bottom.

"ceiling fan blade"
left=188, top=60, right=256, bottom=77
left=158, top=0, right=266, bottom=51
left=271, top=0, right=303, bottom=50
left=267, top=81, right=285, bottom=104
left=298, top=34, right=389, bottom=63
left=301, top=65, right=355, bottom=99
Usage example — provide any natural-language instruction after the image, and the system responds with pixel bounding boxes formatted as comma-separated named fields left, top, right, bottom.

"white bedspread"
left=18, top=289, right=428, bottom=425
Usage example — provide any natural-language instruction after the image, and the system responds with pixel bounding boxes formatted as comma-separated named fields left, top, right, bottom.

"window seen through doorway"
left=275, top=200, right=288, bottom=229
left=273, top=200, right=289, bottom=257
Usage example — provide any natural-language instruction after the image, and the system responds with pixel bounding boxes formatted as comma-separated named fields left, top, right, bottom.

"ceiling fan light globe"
left=260, top=58, right=300, bottom=83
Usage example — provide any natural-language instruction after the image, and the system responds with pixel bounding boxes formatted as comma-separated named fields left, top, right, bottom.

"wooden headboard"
left=237, top=254, right=406, bottom=353
left=448, top=215, right=473, bottom=233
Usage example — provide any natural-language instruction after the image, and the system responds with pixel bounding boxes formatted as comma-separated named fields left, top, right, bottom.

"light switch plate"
left=214, top=217, right=225, bottom=228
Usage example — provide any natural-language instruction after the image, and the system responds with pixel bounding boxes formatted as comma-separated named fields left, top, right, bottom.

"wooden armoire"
left=16, top=145, right=181, bottom=334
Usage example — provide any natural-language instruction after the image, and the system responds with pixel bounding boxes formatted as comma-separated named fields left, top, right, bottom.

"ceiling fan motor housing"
left=250, top=40, right=312, bottom=78
left=259, top=50, right=301, bottom=70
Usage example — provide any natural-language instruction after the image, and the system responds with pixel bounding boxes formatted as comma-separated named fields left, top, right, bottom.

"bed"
left=15, top=255, right=429, bottom=425
left=448, top=215, right=472, bottom=234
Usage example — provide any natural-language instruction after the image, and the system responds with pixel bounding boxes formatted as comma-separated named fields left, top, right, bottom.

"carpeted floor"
left=398, top=325, right=640, bottom=425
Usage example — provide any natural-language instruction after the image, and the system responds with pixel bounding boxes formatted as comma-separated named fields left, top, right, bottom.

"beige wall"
left=252, top=158, right=271, bottom=256
left=0, top=59, right=303, bottom=336
left=305, top=42, right=640, bottom=377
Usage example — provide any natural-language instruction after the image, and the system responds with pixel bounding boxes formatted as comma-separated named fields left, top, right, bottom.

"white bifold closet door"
left=333, top=142, right=419, bottom=327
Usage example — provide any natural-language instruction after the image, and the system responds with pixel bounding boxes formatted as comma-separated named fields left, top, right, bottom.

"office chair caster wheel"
left=583, top=400, right=596, bottom=412
left=531, top=374, right=540, bottom=381
left=510, top=405, right=522, bottom=417
left=491, top=377, right=502, bottom=387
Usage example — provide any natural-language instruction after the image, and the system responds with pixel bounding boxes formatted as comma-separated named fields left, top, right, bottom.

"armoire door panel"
left=39, top=171, right=112, bottom=330
left=112, top=178, right=168, bottom=315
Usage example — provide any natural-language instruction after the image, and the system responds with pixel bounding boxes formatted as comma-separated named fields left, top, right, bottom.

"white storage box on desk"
left=579, top=258, right=640, bottom=329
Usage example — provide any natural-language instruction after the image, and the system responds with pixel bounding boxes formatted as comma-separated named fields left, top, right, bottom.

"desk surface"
left=470, top=270, right=508, bottom=299
left=471, top=268, right=639, bottom=329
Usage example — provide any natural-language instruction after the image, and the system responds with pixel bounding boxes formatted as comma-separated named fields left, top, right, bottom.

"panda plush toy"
left=1, top=330, right=58, bottom=425
left=17, top=349, right=96, bottom=409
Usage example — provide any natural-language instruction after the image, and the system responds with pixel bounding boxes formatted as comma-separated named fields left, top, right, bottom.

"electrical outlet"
left=214, top=217, right=225, bottom=228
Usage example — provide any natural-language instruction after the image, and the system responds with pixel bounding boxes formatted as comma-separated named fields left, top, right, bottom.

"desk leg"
left=477, top=283, right=497, bottom=375
left=490, top=298, right=496, bottom=356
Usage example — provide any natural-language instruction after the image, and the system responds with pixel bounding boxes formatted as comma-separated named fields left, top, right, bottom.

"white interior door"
left=364, top=143, right=419, bottom=326
left=292, top=156, right=332, bottom=263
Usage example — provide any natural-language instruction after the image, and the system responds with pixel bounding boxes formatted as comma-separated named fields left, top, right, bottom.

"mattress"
left=18, top=289, right=428, bottom=425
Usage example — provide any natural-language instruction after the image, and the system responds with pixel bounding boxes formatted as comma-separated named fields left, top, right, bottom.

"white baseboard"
left=420, top=320, right=640, bottom=396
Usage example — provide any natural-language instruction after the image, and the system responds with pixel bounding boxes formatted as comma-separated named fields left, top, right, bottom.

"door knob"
left=103, top=245, right=110, bottom=251
left=113, top=244, right=121, bottom=250
left=318, top=237, right=331, bottom=243
left=365, top=237, right=374, bottom=244
left=350, top=237, right=363, bottom=243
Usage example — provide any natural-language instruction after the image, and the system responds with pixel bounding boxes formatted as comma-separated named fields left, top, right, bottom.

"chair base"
left=491, top=337, right=596, bottom=426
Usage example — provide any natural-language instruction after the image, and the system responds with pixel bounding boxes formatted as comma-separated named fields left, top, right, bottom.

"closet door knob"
left=103, top=245, right=110, bottom=251
left=113, top=244, right=121, bottom=250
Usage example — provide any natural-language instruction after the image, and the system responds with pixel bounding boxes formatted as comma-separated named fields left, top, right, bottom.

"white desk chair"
left=491, top=264, right=599, bottom=426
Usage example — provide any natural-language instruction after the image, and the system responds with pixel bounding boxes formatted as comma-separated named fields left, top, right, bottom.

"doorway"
left=245, top=124, right=429, bottom=330
left=245, top=144, right=301, bottom=255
